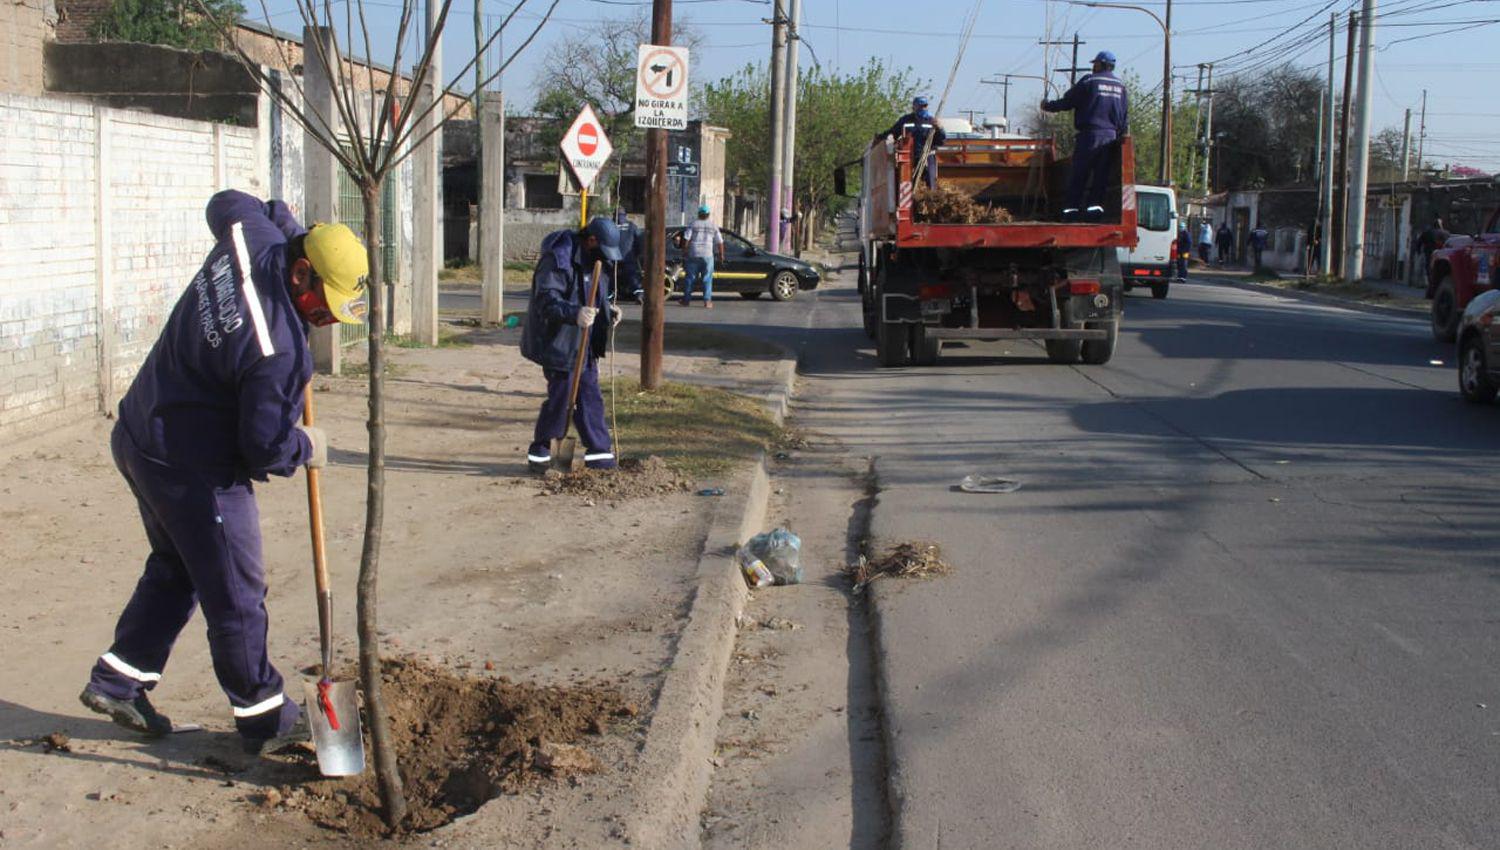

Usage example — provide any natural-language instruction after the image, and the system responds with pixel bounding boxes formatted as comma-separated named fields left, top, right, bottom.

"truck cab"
left=1117, top=185, right=1177, bottom=300
left=1429, top=207, right=1500, bottom=342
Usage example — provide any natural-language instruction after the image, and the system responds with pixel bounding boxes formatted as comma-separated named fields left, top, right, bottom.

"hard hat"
left=585, top=217, right=624, bottom=262
left=304, top=223, right=369, bottom=324
left=912, top=95, right=930, bottom=108
left=1093, top=50, right=1117, bottom=65
left=698, top=203, right=711, bottom=215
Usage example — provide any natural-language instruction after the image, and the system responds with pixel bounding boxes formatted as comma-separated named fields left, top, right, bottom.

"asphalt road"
left=657, top=265, right=1500, bottom=849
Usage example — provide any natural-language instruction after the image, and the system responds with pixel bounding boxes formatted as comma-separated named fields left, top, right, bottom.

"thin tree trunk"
left=358, top=180, right=407, bottom=829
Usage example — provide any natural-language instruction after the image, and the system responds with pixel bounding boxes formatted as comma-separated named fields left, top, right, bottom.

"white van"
left=1117, top=184, right=1178, bottom=299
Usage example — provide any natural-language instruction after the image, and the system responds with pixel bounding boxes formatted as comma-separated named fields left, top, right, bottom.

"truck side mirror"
left=834, top=167, right=848, bottom=197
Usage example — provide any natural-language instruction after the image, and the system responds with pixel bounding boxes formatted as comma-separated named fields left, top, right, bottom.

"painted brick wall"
left=0, top=93, right=259, bottom=440
left=1, top=0, right=57, bottom=96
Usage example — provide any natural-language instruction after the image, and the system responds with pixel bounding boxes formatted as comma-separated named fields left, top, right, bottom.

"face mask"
left=293, top=284, right=338, bottom=327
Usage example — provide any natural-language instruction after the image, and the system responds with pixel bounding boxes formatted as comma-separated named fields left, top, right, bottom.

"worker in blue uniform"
left=875, top=96, right=947, bottom=188
left=613, top=208, right=644, bottom=303
left=522, top=217, right=625, bottom=474
left=80, top=190, right=369, bottom=754
left=1042, top=51, right=1130, bottom=222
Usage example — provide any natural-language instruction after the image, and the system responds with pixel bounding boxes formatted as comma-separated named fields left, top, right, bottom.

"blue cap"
left=1094, top=50, right=1117, bottom=65
left=585, top=217, right=624, bottom=262
left=912, top=95, right=929, bottom=108
left=698, top=203, right=711, bottom=215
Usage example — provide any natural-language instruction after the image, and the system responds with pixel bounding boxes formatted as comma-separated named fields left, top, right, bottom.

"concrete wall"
left=0, top=92, right=260, bottom=440
left=1, top=0, right=56, bottom=96
left=45, top=41, right=259, bottom=124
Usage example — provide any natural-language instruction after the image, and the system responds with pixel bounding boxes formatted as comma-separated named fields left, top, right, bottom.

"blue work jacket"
left=117, top=190, right=313, bottom=484
left=1044, top=71, right=1129, bottom=136
left=520, top=229, right=614, bottom=372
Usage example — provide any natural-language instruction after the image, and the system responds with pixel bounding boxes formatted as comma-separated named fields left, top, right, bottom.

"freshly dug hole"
left=269, top=657, right=631, bottom=837
left=540, top=455, right=693, bottom=500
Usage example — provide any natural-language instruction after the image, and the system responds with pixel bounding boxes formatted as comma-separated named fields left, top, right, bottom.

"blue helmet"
left=912, top=95, right=929, bottom=109
left=698, top=203, right=711, bottom=216
left=585, top=217, right=624, bottom=262
left=1093, top=50, right=1117, bottom=67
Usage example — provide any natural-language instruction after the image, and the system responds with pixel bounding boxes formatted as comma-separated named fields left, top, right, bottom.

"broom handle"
left=561, top=260, right=604, bottom=442
left=302, top=383, right=334, bottom=678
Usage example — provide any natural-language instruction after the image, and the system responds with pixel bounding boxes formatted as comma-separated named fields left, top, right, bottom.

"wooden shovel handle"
left=302, top=383, right=334, bottom=673
left=561, top=260, right=605, bottom=442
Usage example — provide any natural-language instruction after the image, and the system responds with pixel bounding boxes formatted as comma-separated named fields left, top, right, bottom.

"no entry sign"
left=559, top=104, right=612, bottom=191
left=634, top=44, right=690, bottom=130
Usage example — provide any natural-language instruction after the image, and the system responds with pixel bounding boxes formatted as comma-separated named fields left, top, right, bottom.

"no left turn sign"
left=635, top=44, right=690, bottom=130
left=559, top=104, right=612, bottom=191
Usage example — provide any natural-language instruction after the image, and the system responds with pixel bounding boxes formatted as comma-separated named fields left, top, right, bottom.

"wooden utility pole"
left=641, top=0, right=671, bottom=389
left=1160, top=0, right=1173, bottom=185
left=767, top=0, right=787, bottom=252
left=1332, top=10, right=1356, bottom=276
left=1416, top=88, right=1427, bottom=173
left=1319, top=13, right=1335, bottom=276
left=1040, top=34, right=1085, bottom=86
left=1186, top=63, right=1203, bottom=194
left=1199, top=63, right=1214, bottom=192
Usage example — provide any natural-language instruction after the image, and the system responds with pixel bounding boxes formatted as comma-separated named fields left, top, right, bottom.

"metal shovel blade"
left=551, top=436, right=582, bottom=472
left=303, top=678, right=365, bottom=776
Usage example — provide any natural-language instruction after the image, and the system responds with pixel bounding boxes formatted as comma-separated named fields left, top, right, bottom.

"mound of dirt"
left=540, top=455, right=693, bottom=500
left=267, top=657, right=632, bottom=838
left=913, top=185, right=1013, bottom=224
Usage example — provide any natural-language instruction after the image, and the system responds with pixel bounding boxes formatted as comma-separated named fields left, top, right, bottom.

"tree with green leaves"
left=92, top=0, right=244, bottom=50
left=699, top=58, right=920, bottom=239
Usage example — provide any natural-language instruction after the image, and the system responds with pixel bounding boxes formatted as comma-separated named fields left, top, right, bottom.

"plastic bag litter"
left=958, top=474, right=1021, bottom=494
left=736, top=528, right=803, bottom=587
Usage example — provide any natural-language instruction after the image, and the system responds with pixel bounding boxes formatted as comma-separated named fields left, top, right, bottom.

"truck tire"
left=1460, top=333, right=1498, bottom=403
left=857, top=252, right=869, bottom=296
left=910, top=324, right=941, bottom=366
left=1045, top=299, right=1083, bottom=364
left=1431, top=274, right=1460, bottom=343
left=1151, top=281, right=1170, bottom=299
left=877, top=320, right=911, bottom=367
left=1081, top=319, right=1119, bottom=365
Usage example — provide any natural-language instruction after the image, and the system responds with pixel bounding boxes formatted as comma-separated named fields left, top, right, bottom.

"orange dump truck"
left=837, top=132, right=1138, bottom=366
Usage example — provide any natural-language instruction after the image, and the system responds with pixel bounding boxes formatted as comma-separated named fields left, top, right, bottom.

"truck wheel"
left=771, top=270, right=799, bottom=301
left=1151, top=281, right=1170, bottom=300
left=1431, top=274, right=1460, bottom=343
left=877, top=320, right=911, bottom=367
left=910, top=324, right=941, bottom=366
left=857, top=252, right=869, bottom=296
left=1459, top=333, right=1498, bottom=404
left=1081, top=319, right=1119, bottom=365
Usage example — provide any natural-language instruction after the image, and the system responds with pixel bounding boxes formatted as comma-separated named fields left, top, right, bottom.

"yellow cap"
left=304, top=223, right=370, bottom=324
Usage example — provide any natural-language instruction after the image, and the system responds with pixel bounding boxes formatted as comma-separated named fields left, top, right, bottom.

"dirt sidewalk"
left=0, top=318, right=786, bottom=848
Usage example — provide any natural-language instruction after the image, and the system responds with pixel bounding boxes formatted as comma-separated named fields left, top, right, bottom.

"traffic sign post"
left=635, top=45, right=690, bottom=130
left=560, top=104, right=614, bottom=226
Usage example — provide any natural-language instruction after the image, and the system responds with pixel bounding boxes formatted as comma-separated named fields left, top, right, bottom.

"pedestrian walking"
left=679, top=204, right=724, bottom=308
left=1176, top=222, right=1192, bottom=281
left=874, top=96, right=948, bottom=188
left=1216, top=221, right=1234, bottom=266
left=81, top=190, right=368, bottom=753
left=521, top=216, right=624, bottom=474
left=1197, top=219, right=1213, bottom=264
left=1249, top=222, right=1269, bottom=271
left=1041, top=50, right=1129, bottom=222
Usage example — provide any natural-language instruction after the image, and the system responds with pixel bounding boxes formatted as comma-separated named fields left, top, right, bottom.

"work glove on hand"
left=298, top=424, right=328, bottom=469
left=576, top=306, right=599, bottom=328
left=610, top=306, right=624, bottom=328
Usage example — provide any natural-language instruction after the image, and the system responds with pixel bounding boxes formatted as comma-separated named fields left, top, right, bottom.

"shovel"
left=300, top=384, right=365, bottom=777
left=552, top=260, right=605, bottom=472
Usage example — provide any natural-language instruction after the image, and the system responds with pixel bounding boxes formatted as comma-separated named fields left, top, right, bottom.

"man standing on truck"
left=1041, top=50, right=1129, bottom=222
left=875, top=96, right=947, bottom=188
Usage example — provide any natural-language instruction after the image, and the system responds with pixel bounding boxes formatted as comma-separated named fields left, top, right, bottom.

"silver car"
left=1458, top=289, right=1500, bottom=403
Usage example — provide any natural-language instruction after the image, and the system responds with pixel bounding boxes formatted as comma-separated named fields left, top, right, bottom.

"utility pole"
left=1319, top=12, right=1335, bottom=276
left=781, top=0, right=801, bottom=253
left=1416, top=89, right=1427, bottom=174
left=766, top=0, right=787, bottom=252
left=1199, top=63, right=1214, bottom=193
left=981, top=76, right=1013, bottom=121
left=1400, top=108, right=1412, bottom=181
left=1333, top=11, right=1356, bottom=276
left=1344, top=0, right=1376, bottom=281
left=1160, top=0, right=1173, bottom=185
left=1187, top=63, right=1203, bottom=194
left=1040, top=33, right=1085, bottom=85
left=473, top=0, right=483, bottom=115
left=642, top=0, right=671, bottom=390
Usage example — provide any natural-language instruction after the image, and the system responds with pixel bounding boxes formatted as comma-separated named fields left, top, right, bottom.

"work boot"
left=79, top=686, right=173, bottom=737
left=1085, top=206, right=1105, bottom=222
left=1061, top=208, right=1080, bottom=223
left=243, top=713, right=311, bottom=756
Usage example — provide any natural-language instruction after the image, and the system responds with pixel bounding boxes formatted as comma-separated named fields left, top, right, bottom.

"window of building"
left=524, top=173, right=563, bottom=210
left=617, top=176, right=647, bottom=214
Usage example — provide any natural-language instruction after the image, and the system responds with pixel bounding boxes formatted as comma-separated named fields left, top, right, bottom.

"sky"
left=251, top=0, right=1500, bottom=172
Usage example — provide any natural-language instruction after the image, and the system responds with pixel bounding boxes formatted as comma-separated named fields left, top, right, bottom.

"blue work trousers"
left=89, top=423, right=300, bottom=739
left=1065, top=131, right=1118, bottom=214
left=682, top=256, right=715, bottom=304
left=529, top=358, right=616, bottom=468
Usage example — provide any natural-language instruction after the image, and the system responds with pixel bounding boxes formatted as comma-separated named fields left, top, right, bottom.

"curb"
left=1199, top=273, right=1428, bottom=321
left=622, top=352, right=798, bottom=849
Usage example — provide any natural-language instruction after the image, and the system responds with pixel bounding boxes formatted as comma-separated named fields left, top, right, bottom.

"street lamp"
left=1069, top=0, right=1173, bottom=187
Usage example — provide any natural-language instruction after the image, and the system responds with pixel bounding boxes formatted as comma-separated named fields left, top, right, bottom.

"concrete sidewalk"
left=1190, top=263, right=1428, bottom=318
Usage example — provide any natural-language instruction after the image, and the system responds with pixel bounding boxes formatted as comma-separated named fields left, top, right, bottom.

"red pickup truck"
left=1428, top=209, right=1500, bottom=341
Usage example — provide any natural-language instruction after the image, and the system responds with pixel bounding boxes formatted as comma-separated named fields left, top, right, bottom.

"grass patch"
left=388, top=326, right=474, bottom=349
left=439, top=260, right=536, bottom=287
left=602, top=378, right=785, bottom=479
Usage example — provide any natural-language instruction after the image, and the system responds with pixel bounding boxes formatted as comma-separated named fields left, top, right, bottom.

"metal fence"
left=335, top=150, right=398, bottom=345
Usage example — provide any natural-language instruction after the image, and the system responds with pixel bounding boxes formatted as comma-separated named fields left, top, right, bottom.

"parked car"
left=1116, top=184, right=1177, bottom=300
left=664, top=226, right=820, bottom=301
left=1457, top=289, right=1500, bottom=404
left=1428, top=208, right=1500, bottom=342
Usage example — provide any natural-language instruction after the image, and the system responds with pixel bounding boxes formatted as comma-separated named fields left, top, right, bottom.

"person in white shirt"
left=678, top=204, right=725, bottom=309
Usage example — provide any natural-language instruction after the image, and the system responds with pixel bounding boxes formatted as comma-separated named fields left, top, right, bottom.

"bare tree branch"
left=370, top=0, right=417, bottom=173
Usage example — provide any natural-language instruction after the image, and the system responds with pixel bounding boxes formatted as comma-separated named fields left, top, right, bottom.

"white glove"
left=298, top=424, right=328, bottom=469
left=576, top=306, right=598, bottom=328
left=610, top=306, right=623, bottom=328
